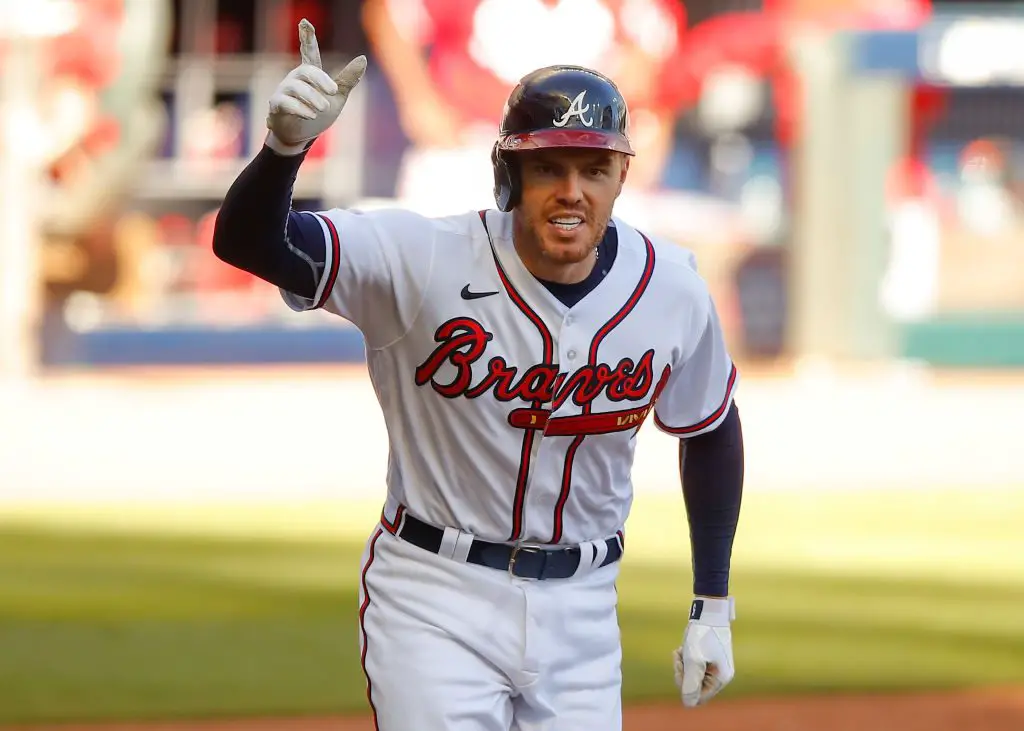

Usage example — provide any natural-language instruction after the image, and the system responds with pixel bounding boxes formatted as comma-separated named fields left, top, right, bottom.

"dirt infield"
left=11, top=687, right=1024, bottom=731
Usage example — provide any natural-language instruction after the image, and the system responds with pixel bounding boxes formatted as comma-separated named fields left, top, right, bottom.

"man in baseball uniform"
left=214, top=20, right=745, bottom=731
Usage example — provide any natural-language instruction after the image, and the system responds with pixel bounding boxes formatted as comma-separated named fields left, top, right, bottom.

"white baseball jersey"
left=282, top=208, right=737, bottom=545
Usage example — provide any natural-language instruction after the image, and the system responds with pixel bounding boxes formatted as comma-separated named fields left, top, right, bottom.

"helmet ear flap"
left=491, top=144, right=520, bottom=212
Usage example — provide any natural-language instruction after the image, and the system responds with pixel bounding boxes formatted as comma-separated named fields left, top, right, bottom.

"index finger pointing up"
left=298, top=19, right=322, bottom=69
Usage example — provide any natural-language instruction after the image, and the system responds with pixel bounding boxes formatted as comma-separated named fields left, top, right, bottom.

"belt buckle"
left=508, top=543, right=547, bottom=579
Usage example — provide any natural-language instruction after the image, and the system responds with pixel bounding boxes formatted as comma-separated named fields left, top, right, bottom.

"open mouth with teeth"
left=549, top=216, right=584, bottom=232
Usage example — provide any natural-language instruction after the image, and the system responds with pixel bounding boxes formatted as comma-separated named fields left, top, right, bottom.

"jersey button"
left=567, top=349, right=578, bottom=360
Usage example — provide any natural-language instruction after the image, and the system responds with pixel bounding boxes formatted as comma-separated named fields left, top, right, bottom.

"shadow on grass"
left=1, top=526, right=1022, bottom=725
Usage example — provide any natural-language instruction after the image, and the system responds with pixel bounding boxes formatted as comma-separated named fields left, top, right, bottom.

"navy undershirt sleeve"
left=680, top=401, right=744, bottom=597
left=212, top=144, right=328, bottom=300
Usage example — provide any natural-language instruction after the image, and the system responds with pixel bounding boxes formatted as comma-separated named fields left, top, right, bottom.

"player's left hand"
left=673, top=596, right=736, bottom=707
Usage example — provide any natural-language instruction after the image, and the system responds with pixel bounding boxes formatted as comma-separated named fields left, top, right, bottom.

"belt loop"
left=439, top=527, right=460, bottom=559
left=452, top=530, right=474, bottom=563
left=589, top=538, right=609, bottom=572
left=572, top=541, right=597, bottom=578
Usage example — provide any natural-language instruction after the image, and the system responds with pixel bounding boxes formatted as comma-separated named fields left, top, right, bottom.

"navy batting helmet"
left=492, top=65, right=635, bottom=212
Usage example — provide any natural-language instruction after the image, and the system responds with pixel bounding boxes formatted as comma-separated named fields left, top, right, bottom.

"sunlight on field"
left=1, top=485, right=1022, bottom=723
left=628, top=487, right=1024, bottom=588
left=2, top=486, right=1021, bottom=588
left=0, top=499, right=385, bottom=542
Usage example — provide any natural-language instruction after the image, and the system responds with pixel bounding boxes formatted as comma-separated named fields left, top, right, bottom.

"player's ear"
left=617, top=154, right=630, bottom=193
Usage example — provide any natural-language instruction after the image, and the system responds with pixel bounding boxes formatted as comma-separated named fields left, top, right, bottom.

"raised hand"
left=266, top=19, right=367, bottom=151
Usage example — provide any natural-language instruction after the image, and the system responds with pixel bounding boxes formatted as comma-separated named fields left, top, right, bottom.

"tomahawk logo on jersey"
left=281, top=207, right=737, bottom=546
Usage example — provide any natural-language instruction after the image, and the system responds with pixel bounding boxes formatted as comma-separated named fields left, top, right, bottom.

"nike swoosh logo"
left=461, top=285, right=499, bottom=300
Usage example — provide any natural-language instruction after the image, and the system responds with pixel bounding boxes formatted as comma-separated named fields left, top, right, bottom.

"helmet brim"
left=498, top=129, right=635, bottom=156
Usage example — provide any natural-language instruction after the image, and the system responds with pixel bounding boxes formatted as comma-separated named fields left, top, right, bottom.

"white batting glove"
left=673, top=596, right=736, bottom=708
left=265, top=19, right=367, bottom=155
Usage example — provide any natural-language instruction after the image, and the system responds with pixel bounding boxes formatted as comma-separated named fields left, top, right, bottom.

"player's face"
left=514, top=147, right=629, bottom=283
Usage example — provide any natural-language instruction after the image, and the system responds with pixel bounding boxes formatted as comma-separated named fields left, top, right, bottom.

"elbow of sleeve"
left=211, top=209, right=240, bottom=266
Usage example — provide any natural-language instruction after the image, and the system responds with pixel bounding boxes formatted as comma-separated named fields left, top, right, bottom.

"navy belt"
left=397, top=513, right=623, bottom=580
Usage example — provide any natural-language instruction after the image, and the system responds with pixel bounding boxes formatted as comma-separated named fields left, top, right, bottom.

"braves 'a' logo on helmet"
left=552, top=91, right=595, bottom=128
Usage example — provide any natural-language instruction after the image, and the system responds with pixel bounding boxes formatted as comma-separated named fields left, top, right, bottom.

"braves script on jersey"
left=282, top=207, right=737, bottom=545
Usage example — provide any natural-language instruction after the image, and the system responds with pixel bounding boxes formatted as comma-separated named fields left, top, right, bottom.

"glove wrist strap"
left=690, top=596, right=735, bottom=625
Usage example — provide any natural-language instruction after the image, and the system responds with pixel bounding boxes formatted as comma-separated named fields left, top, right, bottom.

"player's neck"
left=512, top=218, right=597, bottom=285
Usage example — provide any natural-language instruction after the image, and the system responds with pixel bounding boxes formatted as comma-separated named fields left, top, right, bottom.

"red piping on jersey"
left=636, top=364, right=673, bottom=438
left=479, top=211, right=555, bottom=541
left=555, top=435, right=586, bottom=540
left=313, top=213, right=341, bottom=309
left=358, top=528, right=384, bottom=731
left=380, top=504, right=405, bottom=535
left=653, top=361, right=738, bottom=435
left=550, top=232, right=657, bottom=544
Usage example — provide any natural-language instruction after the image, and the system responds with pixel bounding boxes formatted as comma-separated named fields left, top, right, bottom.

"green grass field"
left=0, top=488, right=1022, bottom=725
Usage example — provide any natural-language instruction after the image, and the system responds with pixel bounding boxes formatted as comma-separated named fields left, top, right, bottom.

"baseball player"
left=213, top=20, right=745, bottom=731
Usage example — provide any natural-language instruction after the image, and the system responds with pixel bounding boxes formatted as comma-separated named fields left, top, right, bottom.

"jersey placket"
left=507, top=302, right=567, bottom=545
left=543, top=311, right=588, bottom=544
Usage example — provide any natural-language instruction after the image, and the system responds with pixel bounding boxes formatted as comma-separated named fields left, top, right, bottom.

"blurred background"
left=0, top=0, right=1022, bottom=729
left=5, top=0, right=1024, bottom=369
